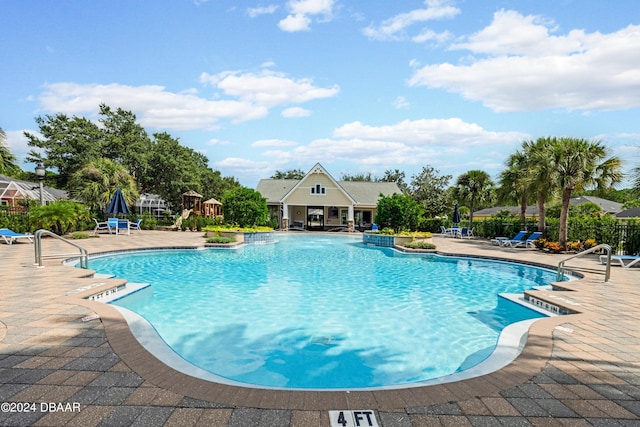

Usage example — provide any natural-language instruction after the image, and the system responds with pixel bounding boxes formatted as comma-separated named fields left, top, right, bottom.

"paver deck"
left=1, top=230, right=639, bottom=426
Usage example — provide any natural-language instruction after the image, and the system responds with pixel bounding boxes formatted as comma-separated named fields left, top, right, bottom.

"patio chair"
left=506, top=231, right=543, bottom=248
left=92, top=218, right=112, bottom=235
left=500, top=231, right=529, bottom=247
left=130, top=219, right=142, bottom=233
left=440, top=226, right=452, bottom=237
left=460, top=227, right=474, bottom=239
left=0, top=228, right=34, bottom=245
left=600, top=253, right=640, bottom=268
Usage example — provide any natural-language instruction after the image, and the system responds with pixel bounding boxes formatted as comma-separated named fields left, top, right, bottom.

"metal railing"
left=557, top=243, right=611, bottom=282
left=34, top=229, right=89, bottom=269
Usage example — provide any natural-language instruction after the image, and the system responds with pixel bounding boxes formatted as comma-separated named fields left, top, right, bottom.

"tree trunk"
left=559, top=187, right=572, bottom=247
left=519, top=194, right=527, bottom=225
left=536, top=193, right=546, bottom=234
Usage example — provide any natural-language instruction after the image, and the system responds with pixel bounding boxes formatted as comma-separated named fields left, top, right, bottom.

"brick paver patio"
left=1, top=231, right=639, bottom=426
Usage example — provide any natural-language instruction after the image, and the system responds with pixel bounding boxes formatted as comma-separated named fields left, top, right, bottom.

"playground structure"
left=178, top=190, right=202, bottom=231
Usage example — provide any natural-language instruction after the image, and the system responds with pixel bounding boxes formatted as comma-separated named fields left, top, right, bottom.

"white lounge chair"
left=0, top=228, right=34, bottom=245
left=600, top=253, right=640, bottom=268
left=93, top=218, right=111, bottom=235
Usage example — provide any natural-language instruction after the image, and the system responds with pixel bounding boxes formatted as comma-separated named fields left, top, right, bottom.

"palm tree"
left=547, top=137, right=622, bottom=247
left=452, top=170, right=494, bottom=226
left=0, top=127, right=20, bottom=176
left=522, top=137, right=558, bottom=233
left=498, top=150, right=531, bottom=224
left=68, top=158, right=139, bottom=212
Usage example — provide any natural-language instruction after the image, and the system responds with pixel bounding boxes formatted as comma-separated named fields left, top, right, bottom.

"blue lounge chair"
left=130, top=219, right=142, bottom=233
left=0, top=228, right=34, bottom=245
left=500, top=231, right=528, bottom=247
left=507, top=231, right=543, bottom=248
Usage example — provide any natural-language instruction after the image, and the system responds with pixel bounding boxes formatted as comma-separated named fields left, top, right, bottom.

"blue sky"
left=2, top=0, right=640, bottom=187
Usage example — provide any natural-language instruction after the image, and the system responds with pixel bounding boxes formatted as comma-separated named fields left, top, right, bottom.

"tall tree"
left=98, top=104, right=152, bottom=182
left=452, top=170, right=494, bottom=226
left=25, top=114, right=103, bottom=188
left=271, top=169, right=306, bottom=180
left=0, top=127, right=20, bottom=176
left=409, top=166, right=452, bottom=218
left=341, top=172, right=374, bottom=181
left=546, top=137, right=622, bottom=247
left=68, top=158, right=139, bottom=212
left=380, top=169, right=408, bottom=194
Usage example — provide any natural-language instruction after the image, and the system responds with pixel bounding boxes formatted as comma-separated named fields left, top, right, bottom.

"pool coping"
left=59, top=240, right=595, bottom=410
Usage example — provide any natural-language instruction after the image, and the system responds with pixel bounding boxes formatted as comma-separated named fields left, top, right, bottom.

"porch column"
left=348, top=205, right=355, bottom=233
left=282, top=203, right=289, bottom=231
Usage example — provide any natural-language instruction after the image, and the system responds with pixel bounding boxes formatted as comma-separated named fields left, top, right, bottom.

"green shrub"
left=206, top=236, right=236, bottom=244
left=67, top=231, right=92, bottom=239
left=403, top=240, right=436, bottom=250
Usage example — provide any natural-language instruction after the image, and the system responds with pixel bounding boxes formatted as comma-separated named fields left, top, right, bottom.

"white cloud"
left=333, top=118, right=527, bottom=146
left=281, top=106, right=311, bottom=117
left=392, top=96, right=410, bottom=110
left=247, top=5, right=278, bottom=18
left=5, top=130, right=33, bottom=160
left=38, top=82, right=267, bottom=130
left=200, top=69, right=339, bottom=107
left=362, top=0, right=460, bottom=41
left=35, top=69, right=338, bottom=132
left=409, top=10, right=640, bottom=112
left=278, top=0, right=336, bottom=32
left=245, top=118, right=528, bottom=180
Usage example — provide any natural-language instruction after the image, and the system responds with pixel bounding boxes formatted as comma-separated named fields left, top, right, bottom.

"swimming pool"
left=91, top=234, right=555, bottom=390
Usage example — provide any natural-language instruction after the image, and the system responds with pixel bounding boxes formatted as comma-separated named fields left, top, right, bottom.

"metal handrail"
left=34, top=229, right=89, bottom=269
left=557, top=243, right=611, bottom=282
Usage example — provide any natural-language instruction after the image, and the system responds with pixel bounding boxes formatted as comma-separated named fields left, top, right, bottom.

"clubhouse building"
left=256, top=163, right=401, bottom=232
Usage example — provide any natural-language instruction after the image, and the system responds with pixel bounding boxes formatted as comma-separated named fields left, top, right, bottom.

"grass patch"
left=67, top=232, right=93, bottom=239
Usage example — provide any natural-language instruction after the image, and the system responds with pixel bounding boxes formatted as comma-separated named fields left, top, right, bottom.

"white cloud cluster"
left=37, top=69, right=339, bottom=131
left=248, top=118, right=528, bottom=177
left=409, top=10, right=640, bottom=112
left=362, top=0, right=459, bottom=41
left=247, top=5, right=278, bottom=18
left=278, top=0, right=336, bottom=32
left=200, top=69, right=339, bottom=107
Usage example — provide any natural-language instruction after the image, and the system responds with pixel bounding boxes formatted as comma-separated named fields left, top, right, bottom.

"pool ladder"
left=34, top=229, right=89, bottom=269
left=557, top=244, right=611, bottom=282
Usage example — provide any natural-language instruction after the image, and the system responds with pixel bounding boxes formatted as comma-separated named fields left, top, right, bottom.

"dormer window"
left=310, top=184, right=326, bottom=195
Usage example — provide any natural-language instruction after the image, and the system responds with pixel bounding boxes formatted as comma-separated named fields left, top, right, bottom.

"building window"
left=310, top=184, right=326, bottom=195
left=328, top=206, right=339, bottom=219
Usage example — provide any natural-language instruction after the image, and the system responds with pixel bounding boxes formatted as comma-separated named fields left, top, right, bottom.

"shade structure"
left=452, top=203, right=461, bottom=224
left=106, top=188, right=130, bottom=215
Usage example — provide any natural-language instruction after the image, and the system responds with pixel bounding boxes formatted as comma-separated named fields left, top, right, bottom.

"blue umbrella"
left=106, top=188, right=130, bottom=215
left=452, top=203, right=461, bottom=225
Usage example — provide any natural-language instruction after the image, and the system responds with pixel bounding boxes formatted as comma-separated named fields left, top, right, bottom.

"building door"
left=307, top=206, right=324, bottom=230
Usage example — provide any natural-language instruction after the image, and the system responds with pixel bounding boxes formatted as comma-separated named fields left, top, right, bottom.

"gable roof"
left=0, top=174, right=67, bottom=203
left=616, top=207, right=640, bottom=218
left=255, top=163, right=402, bottom=206
left=280, top=163, right=356, bottom=205
left=570, top=196, right=622, bottom=214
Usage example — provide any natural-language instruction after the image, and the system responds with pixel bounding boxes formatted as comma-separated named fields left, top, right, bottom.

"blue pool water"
left=92, top=234, right=553, bottom=389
